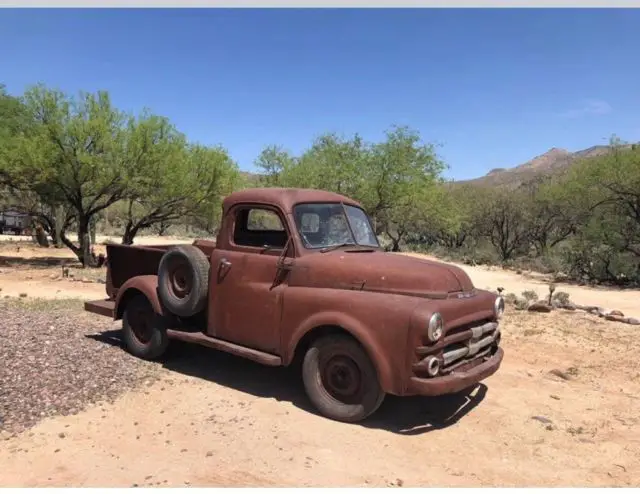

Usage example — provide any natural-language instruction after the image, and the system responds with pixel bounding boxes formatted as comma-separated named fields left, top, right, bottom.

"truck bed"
left=106, top=239, right=216, bottom=297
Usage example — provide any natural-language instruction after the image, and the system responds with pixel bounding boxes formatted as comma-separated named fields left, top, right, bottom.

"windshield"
left=293, top=202, right=380, bottom=250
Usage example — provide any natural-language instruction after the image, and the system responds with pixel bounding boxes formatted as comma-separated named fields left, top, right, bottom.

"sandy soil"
left=0, top=235, right=192, bottom=300
left=1, top=239, right=639, bottom=487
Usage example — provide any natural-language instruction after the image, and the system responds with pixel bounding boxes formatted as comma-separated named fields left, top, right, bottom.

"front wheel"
left=302, top=334, right=385, bottom=423
left=122, top=294, right=169, bottom=360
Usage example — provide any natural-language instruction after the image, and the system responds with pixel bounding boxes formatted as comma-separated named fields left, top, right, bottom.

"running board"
left=85, top=299, right=116, bottom=318
left=166, top=329, right=282, bottom=367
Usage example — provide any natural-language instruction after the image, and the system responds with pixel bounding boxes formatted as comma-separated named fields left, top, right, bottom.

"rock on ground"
left=0, top=299, right=159, bottom=435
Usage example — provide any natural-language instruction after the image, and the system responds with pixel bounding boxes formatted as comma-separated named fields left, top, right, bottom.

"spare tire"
left=157, top=245, right=210, bottom=317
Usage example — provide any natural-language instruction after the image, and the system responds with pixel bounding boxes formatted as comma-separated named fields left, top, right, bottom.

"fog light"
left=425, top=356, right=440, bottom=377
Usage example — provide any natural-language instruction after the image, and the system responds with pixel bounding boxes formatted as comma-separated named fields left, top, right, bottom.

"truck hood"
left=289, top=250, right=475, bottom=298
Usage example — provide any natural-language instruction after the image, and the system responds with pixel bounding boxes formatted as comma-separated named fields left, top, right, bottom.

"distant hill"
left=457, top=144, right=633, bottom=188
left=240, top=171, right=262, bottom=186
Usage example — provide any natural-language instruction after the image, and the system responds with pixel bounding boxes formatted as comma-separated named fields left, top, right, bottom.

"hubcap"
left=321, top=355, right=362, bottom=403
left=168, top=260, right=192, bottom=298
left=128, top=304, right=155, bottom=344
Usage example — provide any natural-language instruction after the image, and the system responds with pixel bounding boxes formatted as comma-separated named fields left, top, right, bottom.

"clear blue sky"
left=1, top=8, right=639, bottom=180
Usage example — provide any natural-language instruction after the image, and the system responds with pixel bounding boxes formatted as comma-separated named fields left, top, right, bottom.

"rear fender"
left=114, top=275, right=163, bottom=320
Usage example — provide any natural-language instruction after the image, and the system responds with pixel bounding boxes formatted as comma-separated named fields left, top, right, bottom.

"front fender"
left=286, top=310, right=398, bottom=394
left=114, top=275, right=163, bottom=320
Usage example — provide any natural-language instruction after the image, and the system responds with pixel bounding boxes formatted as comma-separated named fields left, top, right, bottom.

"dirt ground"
left=1, top=237, right=639, bottom=487
left=0, top=234, right=191, bottom=300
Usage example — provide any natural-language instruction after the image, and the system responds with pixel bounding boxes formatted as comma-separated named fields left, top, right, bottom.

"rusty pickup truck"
left=85, top=187, right=505, bottom=423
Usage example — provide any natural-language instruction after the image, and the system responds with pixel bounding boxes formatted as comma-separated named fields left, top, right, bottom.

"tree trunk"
left=53, top=205, right=64, bottom=248
left=157, top=220, right=169, bottom=236
left=90, top=216, right=97, bottom=245
left=74, top=217, right=98, bottom=268
left=385, top=228, right=403, bottom=252
left=34, top=224, right=50, bottom=247
left=121, top=220, right=140, bottom=246
left=104, top=207, right=110, bottom=233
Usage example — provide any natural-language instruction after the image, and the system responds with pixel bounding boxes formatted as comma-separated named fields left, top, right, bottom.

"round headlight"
left=494, top=296, right=505, bottom=320
left=427, top=312, right=443, bottom=342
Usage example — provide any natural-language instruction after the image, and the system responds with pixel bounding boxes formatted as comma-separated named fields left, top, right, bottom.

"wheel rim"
left=128, top=304, right=154, bottom=344
left=321, top=355, right=363, bottom=404
left=167, top=258, right=192, bottom=298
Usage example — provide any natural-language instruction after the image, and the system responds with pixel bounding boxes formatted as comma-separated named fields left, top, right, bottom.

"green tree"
left=166, top=144, right=240, bottom=239
left=254, top=145, right=296, bottom=187
left=519, top=176, right=577, bottom=256
left=3, top=85, right=134, bottom=265
left=289, top=133, right=368, bottom=198
left=117, top=112, right=239, bottom=244
left=361, top=126, right=446, bottom=241
left=477, top=187, right=530, bottom=262
left=559, top=139, right=640, bottom=284
left=0, top=85, right=72, bottom=245
left=426, top=182, right=484, bottom=250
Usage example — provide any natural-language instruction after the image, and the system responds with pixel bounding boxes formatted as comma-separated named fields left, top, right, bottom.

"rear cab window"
left=232, top=207, right=289, bottom=250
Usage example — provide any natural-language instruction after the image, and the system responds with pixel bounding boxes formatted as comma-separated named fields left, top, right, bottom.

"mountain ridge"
left=456, top=143, right=633, bottom=187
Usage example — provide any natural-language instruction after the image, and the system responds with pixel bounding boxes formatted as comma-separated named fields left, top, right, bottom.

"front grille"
left=413, top=321, right=501, bottom=377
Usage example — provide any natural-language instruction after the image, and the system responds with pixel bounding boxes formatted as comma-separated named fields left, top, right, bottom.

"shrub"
left=504, top=292, right=518, bottom=305
left=552, top=291, right=571, bottom=305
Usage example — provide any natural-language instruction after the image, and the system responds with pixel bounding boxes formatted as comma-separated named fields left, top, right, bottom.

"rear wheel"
left=302, top=334, right=385, bottom=423
left=122, top=294, right=169, bottom=360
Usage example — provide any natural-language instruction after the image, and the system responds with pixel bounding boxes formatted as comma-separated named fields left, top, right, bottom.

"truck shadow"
left=87, top=329, right=488, bottom=436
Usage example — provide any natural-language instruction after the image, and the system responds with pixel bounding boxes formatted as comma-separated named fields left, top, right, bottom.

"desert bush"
left=504, top=292, right=518, bottom=305
left=552, top=291, right=571, bottom=305
left=514, top=298, right=529, bottom=310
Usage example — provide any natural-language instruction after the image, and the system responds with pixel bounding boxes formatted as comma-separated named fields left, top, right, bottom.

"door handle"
left=217, top=258, right=232, bottom=283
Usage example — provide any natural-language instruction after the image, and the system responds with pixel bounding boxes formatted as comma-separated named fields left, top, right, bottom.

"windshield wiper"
left=319, top=242, right=357, bottom=253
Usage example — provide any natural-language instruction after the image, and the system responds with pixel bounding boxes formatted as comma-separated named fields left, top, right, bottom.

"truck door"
left=207, top=205, right=292, bottom=354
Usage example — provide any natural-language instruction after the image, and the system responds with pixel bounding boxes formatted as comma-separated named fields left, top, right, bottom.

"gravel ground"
left=0, top=298, right=160, bottom=436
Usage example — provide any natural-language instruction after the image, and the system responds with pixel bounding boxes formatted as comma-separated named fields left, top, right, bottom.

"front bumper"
left=406, top=347, right=504, bottom=396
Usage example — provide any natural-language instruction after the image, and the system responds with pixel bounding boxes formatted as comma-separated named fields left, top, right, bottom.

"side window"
left=233, top=207, right=288, bottom=248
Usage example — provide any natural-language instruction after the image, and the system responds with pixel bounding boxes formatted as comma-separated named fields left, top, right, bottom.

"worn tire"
left=302, top=334, right=385, bottom=423
left=122, top=294, right=169, bottom=360
left=158, top=245, right=210, bottom=318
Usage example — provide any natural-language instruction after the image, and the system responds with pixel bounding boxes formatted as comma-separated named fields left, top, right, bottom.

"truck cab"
left=85, top=187, right=505, bottom=423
